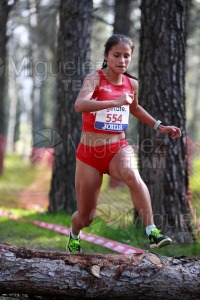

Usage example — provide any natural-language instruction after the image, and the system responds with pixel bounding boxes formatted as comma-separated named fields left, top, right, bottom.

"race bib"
left=94, top=105, right=129, bottom=132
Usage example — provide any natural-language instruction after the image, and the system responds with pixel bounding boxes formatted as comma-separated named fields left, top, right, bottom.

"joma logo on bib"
left=94, top=105, right=129, bottom=132
left=102, top=123, right=123, bottom=130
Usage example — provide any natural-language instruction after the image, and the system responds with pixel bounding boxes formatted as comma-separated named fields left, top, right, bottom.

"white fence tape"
left=0, top=209, right=144, bottom=254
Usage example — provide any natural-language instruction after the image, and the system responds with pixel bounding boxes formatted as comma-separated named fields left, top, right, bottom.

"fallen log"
left=0, top=242, right=199, bottom=300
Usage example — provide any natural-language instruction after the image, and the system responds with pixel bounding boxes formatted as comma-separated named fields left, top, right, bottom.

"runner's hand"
left=158, top=125, right=182, bottom=139
left=114, top=93, right=134, bottom=106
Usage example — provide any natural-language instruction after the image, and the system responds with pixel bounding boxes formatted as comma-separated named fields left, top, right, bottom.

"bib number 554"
left=106, top=114, right=122, bottom=123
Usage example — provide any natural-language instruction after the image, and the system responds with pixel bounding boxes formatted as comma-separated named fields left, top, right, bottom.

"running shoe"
left=149, top=228, right=172, bottom=248
left=66, top=233, right=82, bottom=253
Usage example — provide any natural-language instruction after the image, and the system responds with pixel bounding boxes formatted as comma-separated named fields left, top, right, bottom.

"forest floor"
left=0, top=154, right=200, bottom=258
left=0, top=155, right=50, bottom=211
left=18, top=164, right=50, bottom=212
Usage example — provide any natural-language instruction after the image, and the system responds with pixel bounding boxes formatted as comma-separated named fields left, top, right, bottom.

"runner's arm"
left=129, top=79, right=157, bottom=127
left=129, top=79, right=181, bottom=138
left=74, top=72, right=116, bottom=112
left=74, top=72, right=134, bottom=113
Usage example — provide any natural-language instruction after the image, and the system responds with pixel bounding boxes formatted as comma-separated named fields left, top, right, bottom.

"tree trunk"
left=138, top=0, right=193, bottom=243
left=113, top=0, right=132, bottom=36
left=49, top=0, right=93, bottom=213
left=0, top=243, right=199, bottom=300
left=0, top=0, right=10, bottom=174
left=29, top=0, right=45, bottom=148
left=28, top=0, right=58, bottom=164
left=6, top=79, right=19, bottom=153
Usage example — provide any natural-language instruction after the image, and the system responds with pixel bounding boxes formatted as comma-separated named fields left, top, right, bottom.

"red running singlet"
left=82, top=70, right=133, bottom=134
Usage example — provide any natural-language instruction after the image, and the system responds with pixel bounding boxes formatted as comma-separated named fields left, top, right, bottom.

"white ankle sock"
left=70, top=228, right=80, bottom=239
left=146, top=224, right=156, bottom=236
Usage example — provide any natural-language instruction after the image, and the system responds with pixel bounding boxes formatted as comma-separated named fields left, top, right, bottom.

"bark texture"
left=0, top=0, right=10, bottom=175
left=0, top=243, right=200, bottom=300
left=49, top=0, right=93, bottom=213
left=138, top=0, right=193, bottom=242
left=0, top=0, right=9, bottom=136
left=113, top=0, right=132, bottom=36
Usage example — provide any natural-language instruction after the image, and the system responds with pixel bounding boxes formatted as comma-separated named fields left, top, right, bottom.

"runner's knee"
left=123, top=169, right=143, bottom=189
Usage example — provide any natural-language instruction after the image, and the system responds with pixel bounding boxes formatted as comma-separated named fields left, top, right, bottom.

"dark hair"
left=101, top=34, right=138, bottom=80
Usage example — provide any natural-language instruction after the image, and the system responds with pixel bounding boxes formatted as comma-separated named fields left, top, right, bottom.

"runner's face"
left=105, top=43, right=132, bottom=74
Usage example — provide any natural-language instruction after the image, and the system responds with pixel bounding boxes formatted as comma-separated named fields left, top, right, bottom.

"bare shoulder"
left=85, top=70, right=100, bottom=80
left=128, top=77, right=139, bottom=93
left=83, top=71, right=100, bottom=90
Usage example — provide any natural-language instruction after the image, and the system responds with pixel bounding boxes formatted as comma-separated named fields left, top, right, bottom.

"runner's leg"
left=71, top=159, right=103, bottom=235
left=108, top=145, right=154, bottom=227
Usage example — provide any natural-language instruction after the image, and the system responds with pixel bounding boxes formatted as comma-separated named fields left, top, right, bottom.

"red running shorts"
left=76, top=138, right=129, bottom=174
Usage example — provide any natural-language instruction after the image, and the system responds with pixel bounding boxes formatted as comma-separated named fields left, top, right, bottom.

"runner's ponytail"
left=123, top=71, right=138, bottom=81
left=101, top=59, right=108, bottom=69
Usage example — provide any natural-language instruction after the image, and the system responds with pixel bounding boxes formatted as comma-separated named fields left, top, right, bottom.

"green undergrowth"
left=0, top=154, right=37, bottom=189
left=0, top=154, right=200, bottom=257
left=190, top=157, right=200, bottom=216
left=0, top=207, right=200, bottom=257
left=0, top=154, right=38, bottom=206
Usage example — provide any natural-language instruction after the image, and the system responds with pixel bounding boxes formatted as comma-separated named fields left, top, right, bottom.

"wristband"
left=154, top=120, right=162, bottom=131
